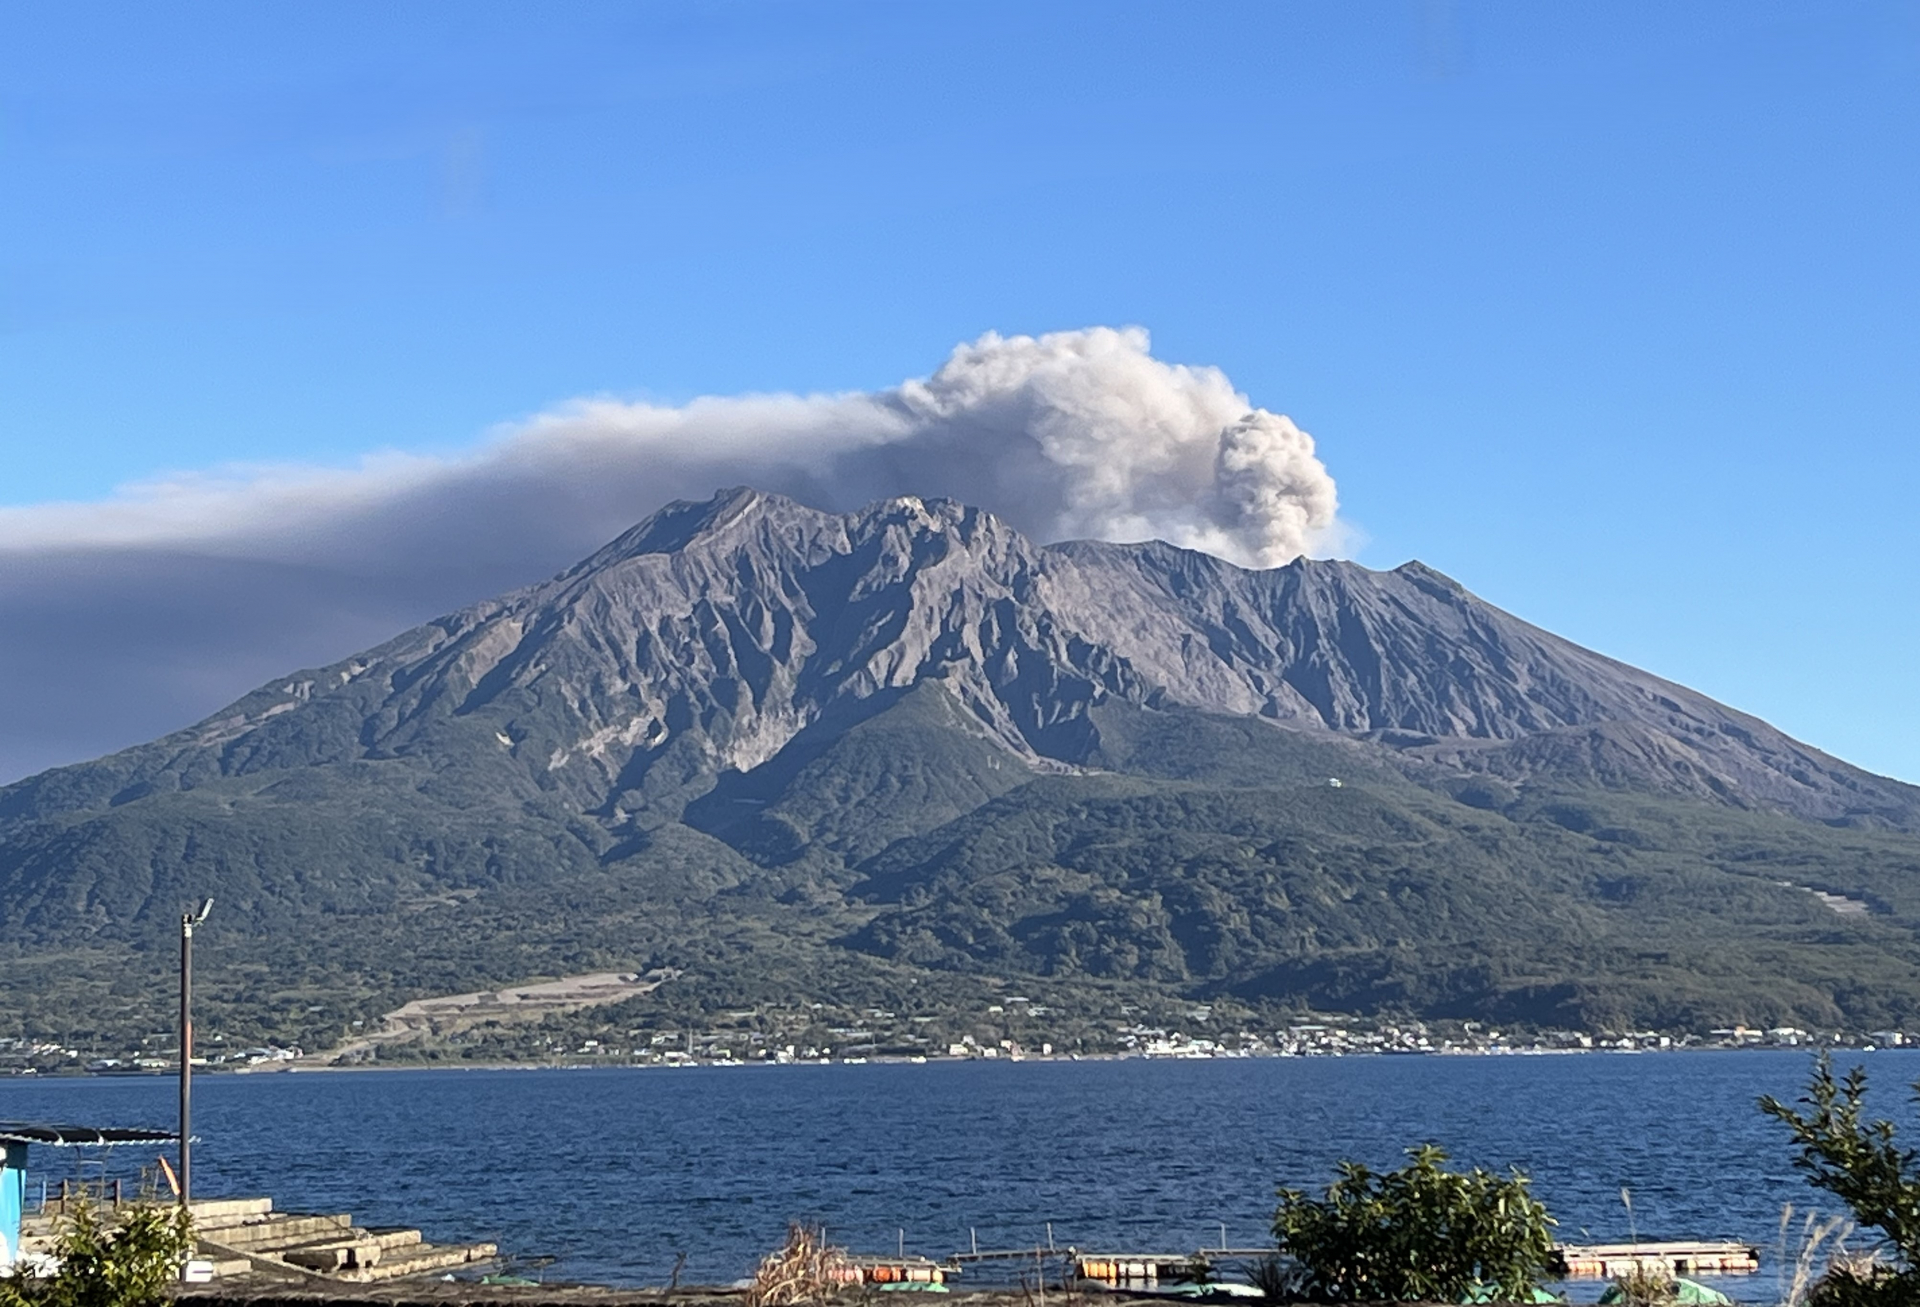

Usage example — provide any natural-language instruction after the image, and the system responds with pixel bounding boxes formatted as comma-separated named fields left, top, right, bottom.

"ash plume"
left=0, top=327, right=1340, bottom=781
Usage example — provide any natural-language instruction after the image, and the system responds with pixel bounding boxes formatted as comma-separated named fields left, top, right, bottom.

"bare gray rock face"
left=14, top=486, right=1912, bottom=833
left=1036, top=536, right=1915, bottom=828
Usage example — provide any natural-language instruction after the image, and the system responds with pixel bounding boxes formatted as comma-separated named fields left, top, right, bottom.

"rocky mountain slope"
left=13, top=487, right=1904, bottom=830
left=3, top=488, right=1918, bottom=1050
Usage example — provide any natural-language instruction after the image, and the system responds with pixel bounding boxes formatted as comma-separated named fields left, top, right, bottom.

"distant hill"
left=3, top=487, right=1918, bottom=1056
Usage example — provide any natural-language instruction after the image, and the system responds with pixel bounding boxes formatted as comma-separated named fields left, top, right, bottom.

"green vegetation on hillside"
left=4, top=687, right=1920, bottom=1061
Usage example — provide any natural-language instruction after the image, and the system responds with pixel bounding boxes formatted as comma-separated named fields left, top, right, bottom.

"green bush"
left=1273, top=1143, right=1557, bottom=1302
left=1805, top=1262, right=1907, bottom=1307
left=1760, top=1054, right=1920, bottom=1307
left=0, top=1199, right=193, bottom=1307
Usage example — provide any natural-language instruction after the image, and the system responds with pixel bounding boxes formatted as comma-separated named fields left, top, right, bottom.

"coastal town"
left=1, top=1014, right=1907, bottom=1075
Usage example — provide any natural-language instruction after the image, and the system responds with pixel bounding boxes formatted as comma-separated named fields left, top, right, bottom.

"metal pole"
left=179, top=910, right=193, bottom=1208
left=178, top=898, right=211, bottom=1209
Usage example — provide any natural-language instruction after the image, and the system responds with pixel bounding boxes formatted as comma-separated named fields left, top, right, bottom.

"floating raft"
left=845, top=1256, right=951, bottom=1286
left=1551, top=1242, right=1760, bottom=1278
left=1073, top=1255, right=1207, bottom=1286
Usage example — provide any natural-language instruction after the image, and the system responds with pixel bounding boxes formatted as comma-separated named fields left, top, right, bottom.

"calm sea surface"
left=3, top=1050, right=1914, bottom=1300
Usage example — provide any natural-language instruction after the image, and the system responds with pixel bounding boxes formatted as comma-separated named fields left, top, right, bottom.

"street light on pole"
left=179, top=898, right=211, bottom=1209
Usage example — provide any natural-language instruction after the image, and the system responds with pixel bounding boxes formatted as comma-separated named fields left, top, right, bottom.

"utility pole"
left=179, top=899, right=212, bottom=1208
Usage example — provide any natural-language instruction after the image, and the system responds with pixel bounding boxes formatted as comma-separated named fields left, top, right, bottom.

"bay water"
left=4, top=1049, right=1913, bottom=1300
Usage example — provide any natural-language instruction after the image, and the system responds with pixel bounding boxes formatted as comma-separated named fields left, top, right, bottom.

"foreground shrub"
left=1761, top=1054, right=1920, bottom=1306
left=1273, top=1143, right=1556, bottom=1302
left=0, top=1199, right=192, bottom=1307
left=1805, top=1258, right=1907, bottom=1307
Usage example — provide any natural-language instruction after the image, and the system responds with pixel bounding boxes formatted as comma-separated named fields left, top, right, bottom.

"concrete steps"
left=335, top=1240, right=500, bottom=1282
left=368, top=1228, right=425, bottom=1250
left=24, top=1193, right=492, bottom=1285
left=187, top=1198, right=274, bottom=1226
left=279, top=1234, right=388, bottom=1272
left=183, top=1196, right=495, bottom=1283
left=211, top=1213, right=354, bottom=1249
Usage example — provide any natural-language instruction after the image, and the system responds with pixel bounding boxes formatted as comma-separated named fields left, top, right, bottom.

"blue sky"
left=2, top=2, right=1918, bottom=782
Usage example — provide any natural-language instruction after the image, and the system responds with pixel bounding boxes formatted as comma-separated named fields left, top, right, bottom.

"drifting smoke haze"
left=0, top=327, right=1341, bottom=783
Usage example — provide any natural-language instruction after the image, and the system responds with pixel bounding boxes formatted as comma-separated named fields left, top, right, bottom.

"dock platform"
left=1550, top=1241, right=1760, bottom=1278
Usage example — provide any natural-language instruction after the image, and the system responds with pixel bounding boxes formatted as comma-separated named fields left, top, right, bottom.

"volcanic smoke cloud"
left=0, top=327, right=1340, bottom=782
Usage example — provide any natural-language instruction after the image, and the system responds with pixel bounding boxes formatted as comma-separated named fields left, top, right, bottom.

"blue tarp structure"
left=0, top=1123, right=177, bottom=1270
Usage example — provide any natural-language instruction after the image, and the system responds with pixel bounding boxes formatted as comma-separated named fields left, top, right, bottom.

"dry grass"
left=1774, top=1204, right=1858, bottom=1307
left=1610, top=1260, right=1679, bottom=1305
left=745, top=1224, right=856, bottom=1307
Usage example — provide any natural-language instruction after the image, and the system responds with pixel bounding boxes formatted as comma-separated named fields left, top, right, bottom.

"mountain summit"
left=4, top=488, right=1919, bottom=1049
left=23, top=487, right=1905, bottom=829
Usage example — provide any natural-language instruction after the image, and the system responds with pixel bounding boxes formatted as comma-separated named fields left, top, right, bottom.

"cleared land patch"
left=310, top=970, right=675, bottom=1065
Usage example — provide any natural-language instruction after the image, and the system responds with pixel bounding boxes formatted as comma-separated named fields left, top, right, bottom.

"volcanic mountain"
left=4, top=488, right=1919, bottom=1053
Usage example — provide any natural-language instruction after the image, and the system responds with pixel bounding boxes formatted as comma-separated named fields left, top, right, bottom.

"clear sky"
left=2, top=2, right=1918, bottom=783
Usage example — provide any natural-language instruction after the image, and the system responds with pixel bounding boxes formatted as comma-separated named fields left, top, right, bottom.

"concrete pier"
left=25, top=1196, right=496, bottom=1285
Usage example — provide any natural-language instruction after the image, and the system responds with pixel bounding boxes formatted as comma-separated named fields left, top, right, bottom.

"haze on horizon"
left=2, top=3, right=1916, bottom=786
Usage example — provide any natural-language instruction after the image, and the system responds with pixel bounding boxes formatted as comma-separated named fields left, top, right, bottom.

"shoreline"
left=7, top=1041, right=1909, bottom=1081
